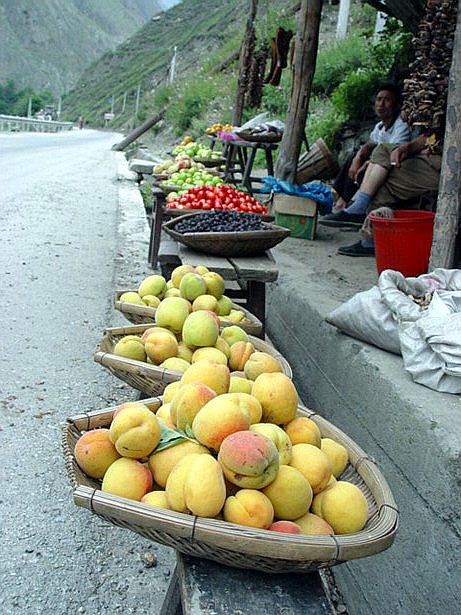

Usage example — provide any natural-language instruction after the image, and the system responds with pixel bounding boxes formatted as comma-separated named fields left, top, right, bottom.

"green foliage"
left=0, top=79, right=53, bottom=116
left=312, top=34, right=370, bottom=96
left=331, top=69, right=382, bottom=119
left=139, top=181, right=153, bottom=211
left=306, top=97, right=347, bottom=151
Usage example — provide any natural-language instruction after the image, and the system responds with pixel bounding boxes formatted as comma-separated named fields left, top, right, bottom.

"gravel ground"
left=0, top=129, right=175, bottom=615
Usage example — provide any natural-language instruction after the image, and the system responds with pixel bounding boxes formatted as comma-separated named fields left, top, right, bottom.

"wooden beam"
left=274, top=0, right=323, bottom=181
left=429, top=0, right=461, bottom=269
left=111, top=108, right=166, bottom=151
left=233, top=0, right=258, bottom=127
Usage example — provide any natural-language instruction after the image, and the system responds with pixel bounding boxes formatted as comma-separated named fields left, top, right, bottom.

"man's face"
left=374, top=90, right=398, bottom=122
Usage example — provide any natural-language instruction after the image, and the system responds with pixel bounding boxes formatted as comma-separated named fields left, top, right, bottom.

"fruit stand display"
left=63, top=260, right=398, bottom=575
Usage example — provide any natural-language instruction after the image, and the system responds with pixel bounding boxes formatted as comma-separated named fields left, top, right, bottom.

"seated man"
left=329, top=133, right=442, bottom=256
left=331, top=82, right=411, bottom=216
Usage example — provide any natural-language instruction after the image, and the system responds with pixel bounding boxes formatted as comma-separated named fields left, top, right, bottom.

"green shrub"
left=306, top=97, right=347, bottom=153
left=331, top=69, right=382, bottom=119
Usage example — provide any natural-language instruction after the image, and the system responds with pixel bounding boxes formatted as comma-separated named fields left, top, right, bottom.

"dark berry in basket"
left=174, top=211, right=265, bottom=234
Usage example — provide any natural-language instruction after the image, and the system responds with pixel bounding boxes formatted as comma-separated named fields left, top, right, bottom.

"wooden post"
left=429, top=1, right=461, bottom=269
left=135, top=84, right=141, bottom=114
left=233, top=0, right=258, bottom=127
left=111, top=108, right=167, bottom=151
left=122, top=92, right=127, bottom=114
left=274, top=0, right=323, bottom=181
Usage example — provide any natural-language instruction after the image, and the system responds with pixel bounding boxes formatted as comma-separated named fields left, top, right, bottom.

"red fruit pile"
left=165, top=184, right=268, bottom=214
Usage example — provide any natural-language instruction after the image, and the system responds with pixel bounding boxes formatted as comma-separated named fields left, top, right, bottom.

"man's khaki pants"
left=367, top=143, right=441, bottom=212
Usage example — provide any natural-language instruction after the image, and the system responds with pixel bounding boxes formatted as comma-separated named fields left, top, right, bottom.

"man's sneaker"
left=319, top=210, right=366, bottom=228
left=337, top=241, right=375, bottom=257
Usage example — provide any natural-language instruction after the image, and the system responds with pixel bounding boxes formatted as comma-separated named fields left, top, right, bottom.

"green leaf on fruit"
left=184, top=424, right=195, bottom=439
left=154, top=424, right=197, bottom=452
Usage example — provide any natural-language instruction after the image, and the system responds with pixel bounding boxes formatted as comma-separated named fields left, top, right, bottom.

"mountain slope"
left=62, top=0, right=249, bottom=121
left=0, top=0, right=175, bottom=95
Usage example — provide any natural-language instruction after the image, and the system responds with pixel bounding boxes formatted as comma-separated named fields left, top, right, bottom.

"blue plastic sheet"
left=260, top=176, right=333, bottom=215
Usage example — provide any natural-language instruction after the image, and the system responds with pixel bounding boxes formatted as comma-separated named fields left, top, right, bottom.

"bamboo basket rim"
left=94, top=323, right=292, bottom=385
left=113, top=290, right=263, bottom=335
left=62, top=399, right=399, bottom=572
left=162, top=215, right=291, bottom=257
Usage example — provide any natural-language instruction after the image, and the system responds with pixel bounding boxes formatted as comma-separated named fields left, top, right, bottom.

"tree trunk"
left=274, top=0, right=323, bottom=181
left=233, top=0, right=258, bottom=127
left=429, top=0, right=461, bottom=269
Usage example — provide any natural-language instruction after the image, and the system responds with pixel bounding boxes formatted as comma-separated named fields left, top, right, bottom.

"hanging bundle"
left=246, top=40, right=269, bottom=108
left=264, top=27, right=293, bottom=86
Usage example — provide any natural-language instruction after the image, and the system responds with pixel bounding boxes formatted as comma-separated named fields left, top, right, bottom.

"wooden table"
left=157, top=237, right=278, bottom=338
left=209, top=135, right=279, bottom=195
left=160, top=552, right=332, bottom=615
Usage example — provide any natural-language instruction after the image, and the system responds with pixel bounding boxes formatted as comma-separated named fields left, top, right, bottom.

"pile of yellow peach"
left=74, top=358, right=369, bottom=536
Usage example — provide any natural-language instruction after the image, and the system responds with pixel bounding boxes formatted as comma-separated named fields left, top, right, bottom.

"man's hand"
left=390, top=143, right=409, bottom=167
left=348, top=157, right=362, bottom=181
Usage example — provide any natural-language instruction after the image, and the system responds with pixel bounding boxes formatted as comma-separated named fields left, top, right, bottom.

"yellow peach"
left=102, top=458, right=153, bottom=500
left=319, top=481, right=369, bottom=534
left=170, top=383, right=217, bottom=431
left=113, top=335, right=146, bottom=362
left=290, top=443, right=332, bottom=494
left=294, top=512, right=334, bottom=535
left=192, top=294, right=219, bottom=313
left=110, top=403, right=161, bottom=458
left=228, top=375, right=253, bottom=395
left=144, top=330, right=178, bottom=365
left=141, top=491, right=171, bottom=509
left=224, top=489, right=274, bottom=529
left=251, top=373, right=298, bottom=425
left=191, top=347, right=228, bottom=365
left=228, top=341, right=255, bottom=371
left=284, top=416, right=321, bottom=447
left=250, top=422, right=291, bottom=463
left=74, top=428, right=121, bottom=479
left=262, top=465, right=312, bottom=520
left=148, top=440, right=210, bottom=488
left=180, top=360, right=230, bottom=395
left=162, top=381, right=182, bottom=404
left=192, top=393, right=252, bottom=452
left=321, top=438, right=349, bottom=478
left=244, top=352, right=282, bottom=381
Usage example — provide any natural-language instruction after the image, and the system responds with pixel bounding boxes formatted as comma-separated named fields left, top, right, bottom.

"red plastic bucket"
left=370, top=210, right=435, bottom=276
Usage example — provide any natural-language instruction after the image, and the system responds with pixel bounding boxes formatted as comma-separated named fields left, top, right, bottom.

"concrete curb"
left=267, top=245, right=461, bottom=615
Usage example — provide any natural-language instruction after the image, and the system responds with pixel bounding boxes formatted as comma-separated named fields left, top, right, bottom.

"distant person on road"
left=79, top=116, right=84, bottom=129
left=330, top=83, right=411, bottom=215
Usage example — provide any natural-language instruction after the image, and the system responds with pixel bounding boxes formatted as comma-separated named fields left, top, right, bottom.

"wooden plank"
left=429, top=1, right=461, bottom=269
left=177, top=246, right=238, bottom=279
left=177, top=553, right=331, bottom=615
left=228, top=251, right=278, bottom=281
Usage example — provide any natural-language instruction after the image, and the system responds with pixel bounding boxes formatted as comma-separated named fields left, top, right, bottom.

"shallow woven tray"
left=62, top=399, right=398, bottom=574
left=192, top=157, right=226, bottom=167
left=235, top=131, right=282, bottom=143
left=114, top=289, right=263, bottom=336
left=163, top=214, right=291, bottom=257
left=94, top=323, right=291, bottom=396
left=162, top=206, right=275, bottom=222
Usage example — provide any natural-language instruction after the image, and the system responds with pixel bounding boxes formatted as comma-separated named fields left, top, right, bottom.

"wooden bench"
left=157, top=238, right=278, bottom=338
left=160, top=552, right=332, bottom=615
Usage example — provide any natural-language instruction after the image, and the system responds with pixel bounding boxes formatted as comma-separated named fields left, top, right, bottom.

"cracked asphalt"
left=0, top=128, right=175, bottom=615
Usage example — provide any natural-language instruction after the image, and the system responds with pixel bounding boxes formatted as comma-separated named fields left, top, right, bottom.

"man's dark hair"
left=375, top=82, right=403, bottom=106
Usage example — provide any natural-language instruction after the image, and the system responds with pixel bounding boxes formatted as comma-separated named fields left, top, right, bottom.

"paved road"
left=0, top=129, right=174, bottom=614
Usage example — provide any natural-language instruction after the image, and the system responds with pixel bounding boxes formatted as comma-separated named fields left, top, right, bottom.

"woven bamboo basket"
left=162, top=207, right=275, bottom=222
left=234, top=130, right=282, bottom=143
left=94, top=323, right=291, bottom=396
left=114, top=290, right=263, bottom=336
left=62, top=399, right=398, bottom=574
left=163, top=215, right=291, bottom=257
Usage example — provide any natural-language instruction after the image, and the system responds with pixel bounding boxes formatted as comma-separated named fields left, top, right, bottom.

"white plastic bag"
left=326, top=268, right=461, bottom=393
left=399, top=291, right=461, bottom=393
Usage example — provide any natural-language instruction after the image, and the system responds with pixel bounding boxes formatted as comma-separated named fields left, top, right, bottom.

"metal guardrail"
left=0, top=114, right=74, bottom=133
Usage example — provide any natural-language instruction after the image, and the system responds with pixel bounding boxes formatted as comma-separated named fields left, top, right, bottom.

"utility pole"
left=135, top=85, right=141, bottom=114
left=27, top=96, right=32, bottom=118
left=57, top=96, right=62, bottom=119
left=169, top=46, right=177, bottom=84
left=122, top=92, right=127, bottom=113
left=336, top=0, right=350, bottom=39
left=111, top=95, right=115, bottom=115
left=374, top=11, right=387, bottom=41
